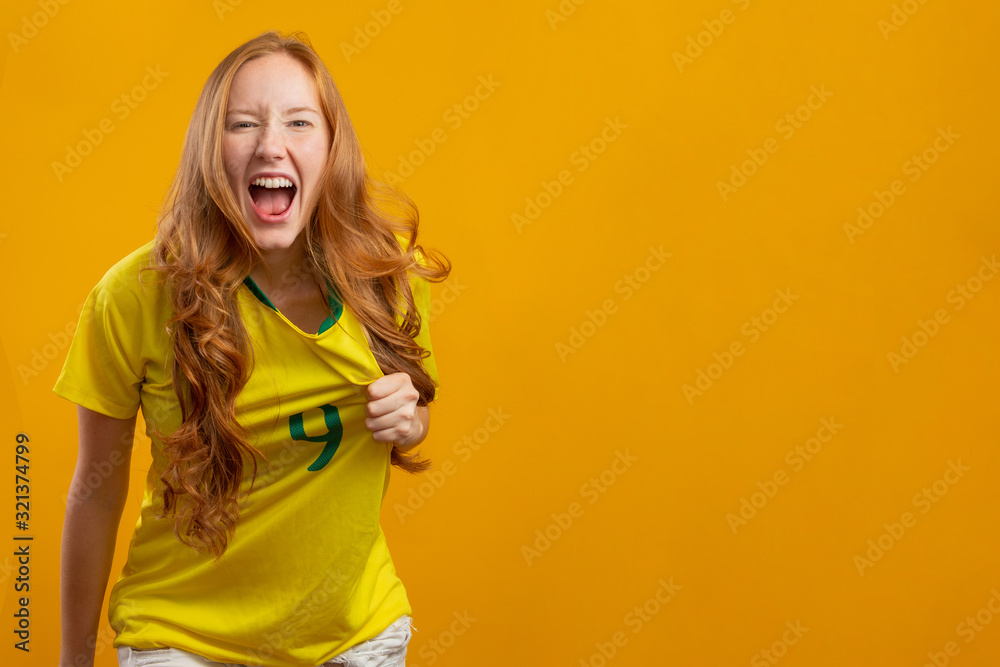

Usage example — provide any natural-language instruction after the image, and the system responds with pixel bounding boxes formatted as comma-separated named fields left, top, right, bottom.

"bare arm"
left=59, top=406, right=136, bottom=667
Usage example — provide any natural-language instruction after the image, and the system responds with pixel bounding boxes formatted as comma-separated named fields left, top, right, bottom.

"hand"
left=365, top=372, right=428, bottom=449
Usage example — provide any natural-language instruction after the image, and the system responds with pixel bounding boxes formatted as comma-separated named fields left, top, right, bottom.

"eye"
left=230, top=121, right=254, bottom=129
left=291, top=120, right=310, bottom=127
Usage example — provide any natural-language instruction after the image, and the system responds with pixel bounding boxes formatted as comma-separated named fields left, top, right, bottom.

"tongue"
left=251, top=187, right=293, bottom=216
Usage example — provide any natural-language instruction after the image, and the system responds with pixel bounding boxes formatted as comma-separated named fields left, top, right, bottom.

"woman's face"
left=222, top=53, right=331, bottom=253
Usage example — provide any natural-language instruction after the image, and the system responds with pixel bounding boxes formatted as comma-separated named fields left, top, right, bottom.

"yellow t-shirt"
left=52, top=238, right=439, bottom=666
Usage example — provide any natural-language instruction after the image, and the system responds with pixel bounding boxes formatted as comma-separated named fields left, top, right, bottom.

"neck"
left=249, top=235, right=314, bottom=292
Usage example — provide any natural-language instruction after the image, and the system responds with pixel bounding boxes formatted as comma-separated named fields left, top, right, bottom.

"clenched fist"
left=365, top=372, right=429, bottom=449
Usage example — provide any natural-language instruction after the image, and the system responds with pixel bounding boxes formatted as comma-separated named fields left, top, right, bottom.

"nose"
left=254, top=125, right=286, bottom=160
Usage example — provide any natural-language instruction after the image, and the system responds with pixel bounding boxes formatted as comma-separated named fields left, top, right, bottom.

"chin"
left=251, top=233, right=297, bottom=250
left=257, top=241, right=297, bottom=251
left=248, top=221, right=303, bottom=246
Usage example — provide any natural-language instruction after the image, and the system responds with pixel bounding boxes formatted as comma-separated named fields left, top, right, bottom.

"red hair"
left=141, top=30, right=450, bottom=560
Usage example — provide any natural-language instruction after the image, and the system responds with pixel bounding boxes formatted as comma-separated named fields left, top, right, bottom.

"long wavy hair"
left=139, top=30, right=450, bottom=560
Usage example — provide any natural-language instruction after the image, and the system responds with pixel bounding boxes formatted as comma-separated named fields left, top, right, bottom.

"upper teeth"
left=252, top=176, right=294, bottom=188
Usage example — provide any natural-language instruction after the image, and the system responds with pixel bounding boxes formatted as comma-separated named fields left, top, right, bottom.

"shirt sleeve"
left=407, top=245, right=440, bottom=403
left=52, top=266, right=146, bottom=420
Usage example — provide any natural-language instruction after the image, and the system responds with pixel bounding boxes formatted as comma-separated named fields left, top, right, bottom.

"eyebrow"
left=226, top=106, right=321, bottom=116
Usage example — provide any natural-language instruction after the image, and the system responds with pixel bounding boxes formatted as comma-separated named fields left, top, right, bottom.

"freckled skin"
left=222, top=53, right=331, bottom=254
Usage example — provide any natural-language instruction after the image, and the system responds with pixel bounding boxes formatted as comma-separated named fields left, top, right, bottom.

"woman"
left=54, top=30, right=450, bottom=667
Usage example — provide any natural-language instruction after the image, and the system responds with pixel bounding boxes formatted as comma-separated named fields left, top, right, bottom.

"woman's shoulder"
left=90, top=238, right=168, bottom=309
left=102, top=238, right=157, bottom=279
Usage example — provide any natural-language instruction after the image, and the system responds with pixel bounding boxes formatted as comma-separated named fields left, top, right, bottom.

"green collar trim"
left=242, top=275, right=343, bottom=335
left=242, top=274, right=277, bottom=310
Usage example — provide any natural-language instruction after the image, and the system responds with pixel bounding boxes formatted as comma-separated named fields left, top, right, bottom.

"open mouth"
left=248, top=178, right=297, bottom=218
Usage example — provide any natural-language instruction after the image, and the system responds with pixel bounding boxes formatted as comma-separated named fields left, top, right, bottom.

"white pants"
left=117, top=615, right=413, bottom=667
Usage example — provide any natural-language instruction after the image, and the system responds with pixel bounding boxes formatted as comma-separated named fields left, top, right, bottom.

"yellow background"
left=2, top=0, right=999, bottom=665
